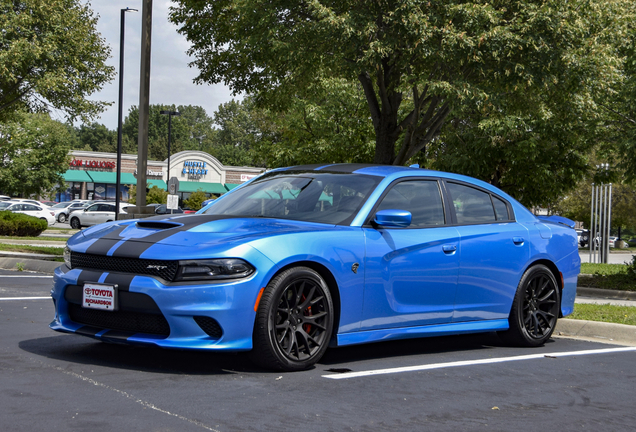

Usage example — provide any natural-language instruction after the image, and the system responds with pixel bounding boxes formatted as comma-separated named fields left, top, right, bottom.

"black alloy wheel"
left=70, top=217, right=81, bottom=229
left=499, top=264, right=560, bottom=347
left=250, top=267, right=334, bottom=371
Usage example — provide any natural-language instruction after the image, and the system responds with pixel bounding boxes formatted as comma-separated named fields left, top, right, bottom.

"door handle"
left=513, top=237, right=525, bottom=245
left=442, top=244, right=457, bottom=254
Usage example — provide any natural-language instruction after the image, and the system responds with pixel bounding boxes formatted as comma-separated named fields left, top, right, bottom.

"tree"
left=184, top=189, right=207, bottom=210
left=0, top=112, right=71, bottom=196
left=250, top=79, right=375, bottom=167
left=74, top=122, right=117, bottom=153
left=122, top=104, right=214, bottom=160
left=170, top=0, right=625, bottom=166
left=0, top=0, right=115, bottom=122
left=207, top=99, right=261, bottom=166
left=128, top=185, right=167, bottom=205
left=556, top=182, right=636, bottom=235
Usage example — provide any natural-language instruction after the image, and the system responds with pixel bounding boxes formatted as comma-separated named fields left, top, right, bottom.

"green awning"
left=148, top=179, right=167, bottom=189
left=62, top=170, right=92, bottom=182
left=179, top=181, right=227, bottom=194
left=87, top=171, right=116, bottom=183
left=119, top=173, right=137, bottom=185
left=225, top=183, right=240, bottom=191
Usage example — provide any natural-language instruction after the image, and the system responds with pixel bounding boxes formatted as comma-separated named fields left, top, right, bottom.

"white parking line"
left=322, top=347, right=636, bottom=380
left=1, top=275, right=53, bottom=278
left=0, top=297, right=50, bottom=301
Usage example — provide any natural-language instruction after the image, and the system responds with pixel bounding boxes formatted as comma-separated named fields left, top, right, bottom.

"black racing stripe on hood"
left=103, top=273, right=135, bottom=292
left=76, top=270, right=105, bottom=286
left=85, top=225, right=128, bottom=255
left=109, top=214, right=242, bottom=259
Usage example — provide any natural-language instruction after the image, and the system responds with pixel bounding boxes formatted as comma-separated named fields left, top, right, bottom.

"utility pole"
left=136, top=0, right=153, bottom=207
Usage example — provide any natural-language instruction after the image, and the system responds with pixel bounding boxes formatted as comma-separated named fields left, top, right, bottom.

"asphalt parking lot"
left=2, top=269, right=636, bottom=431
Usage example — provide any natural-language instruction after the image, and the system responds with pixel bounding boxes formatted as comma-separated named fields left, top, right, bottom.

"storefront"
left=57, top=150, right=264, bottom=205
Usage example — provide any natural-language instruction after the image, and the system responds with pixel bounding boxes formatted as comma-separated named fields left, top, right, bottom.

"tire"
left=249, top=266, right=334, bottom=371
left=70, top=217, right=81, bottom=229
left=58, top=213, right=66, bottom=223
left=499, top=264, right=560, bottom=347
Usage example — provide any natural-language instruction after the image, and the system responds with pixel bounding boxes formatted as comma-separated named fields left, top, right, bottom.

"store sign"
left=134, top=169, right=164, bottom=177
left=240, top=174, right=257, bottom=182
left=183, top=160, right=208, bottom=179
left=70, top=159, right=116, bottom=169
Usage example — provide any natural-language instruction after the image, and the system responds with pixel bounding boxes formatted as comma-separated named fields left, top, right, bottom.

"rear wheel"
left=70, top=217, right=81, bottom=229
left=58, top=213, right=66, bottom=223
left=250, top=267, right=334, bottom=371
left=499, top=265, right=560, bottom=346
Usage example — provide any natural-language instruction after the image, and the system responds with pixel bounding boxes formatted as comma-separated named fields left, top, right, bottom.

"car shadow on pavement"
left=19, top=332, right=557, bottom=374
left=319, top=332, right=543, bottom=366
left=18, top=335, right=257, bottom=375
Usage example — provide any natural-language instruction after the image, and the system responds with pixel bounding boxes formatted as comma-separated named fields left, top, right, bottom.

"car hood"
left=70, top=214, right=336, bottom=254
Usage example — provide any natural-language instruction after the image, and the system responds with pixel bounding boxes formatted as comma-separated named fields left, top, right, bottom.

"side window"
left=23, top=205, right=37, bottom=211
left=375, top=180, right=445, bottom=228
left=86, top=205, right=99, bottom=212
left=447, top=183, right=496, bottom=224
left=492, top=196, right=510, bottom=221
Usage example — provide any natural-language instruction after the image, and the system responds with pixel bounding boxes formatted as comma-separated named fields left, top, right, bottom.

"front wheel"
left=70, top=218, right=81, bottom=229
left=250, top=267, right=334, bottom=371
left=58, top=213, right=66, bottom=223
left=499, top=265, right=560, bottom=347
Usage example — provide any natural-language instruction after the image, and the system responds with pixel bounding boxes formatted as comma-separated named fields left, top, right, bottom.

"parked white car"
left=69, top=202, right=128, bottom=229
left=49, top=201, right=92, bottom=223
left=0, top=201, right=56, bottom=225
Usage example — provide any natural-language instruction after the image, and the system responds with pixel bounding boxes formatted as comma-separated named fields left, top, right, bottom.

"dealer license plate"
left=82, top=283, right=117, bottom=311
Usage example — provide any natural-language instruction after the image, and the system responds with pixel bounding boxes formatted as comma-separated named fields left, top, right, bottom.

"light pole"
left=160, top=110, right=180, bottom=191
left=116, top=7, right=137, bottom=220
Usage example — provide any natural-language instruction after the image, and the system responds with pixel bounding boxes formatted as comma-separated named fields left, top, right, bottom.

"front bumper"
left=49, top=265, right=268, bottom=351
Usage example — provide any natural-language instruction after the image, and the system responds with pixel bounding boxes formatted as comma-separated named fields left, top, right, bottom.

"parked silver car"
left=50, top=201, right=92, bottom=223
left=69, top=202, right=128, bottom=229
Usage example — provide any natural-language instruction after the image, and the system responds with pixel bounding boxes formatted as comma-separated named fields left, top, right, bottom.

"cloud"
left=80, top=0, right=240, bottom=129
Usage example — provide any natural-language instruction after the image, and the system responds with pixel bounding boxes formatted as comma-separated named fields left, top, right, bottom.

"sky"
left=73, top=0, right=238, bottom=130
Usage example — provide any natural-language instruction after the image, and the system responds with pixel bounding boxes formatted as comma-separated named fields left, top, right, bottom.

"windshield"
left=0, top=202, right=12, bottom=209
left=52, top=202, right=71, bottom=208
left=202, top=171, right=381, bottom=225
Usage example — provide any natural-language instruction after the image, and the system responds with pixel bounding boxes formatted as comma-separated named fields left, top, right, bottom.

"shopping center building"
left=58, top=150, right=265, bottom=204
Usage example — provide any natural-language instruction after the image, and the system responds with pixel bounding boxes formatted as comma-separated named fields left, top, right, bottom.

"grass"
left=580, top=262, right=630, bottom=276
left=0, top=243, right=64, bottom=255
left=570, top=303, right=636, bottom=326
left=579, top=262, right=636, bottom=291
left=1, top=235, right=69, bottom=242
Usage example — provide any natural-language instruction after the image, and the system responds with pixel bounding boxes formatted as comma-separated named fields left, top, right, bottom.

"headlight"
left=63, top=246, right=71, bottom=268
left=175, top=258, right=255, bottom=281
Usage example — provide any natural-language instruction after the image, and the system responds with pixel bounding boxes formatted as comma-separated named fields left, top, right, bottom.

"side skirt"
left=335, top=319, right=510, bottom=347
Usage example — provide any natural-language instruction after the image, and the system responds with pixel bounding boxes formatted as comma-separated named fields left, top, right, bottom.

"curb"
left=577, top=287, right=636, bottom=300
left=555, top=319, right=636, bottom=347
left=0, top=257, right=60, bottom=274
left=0, top=251, right=63, bottom=261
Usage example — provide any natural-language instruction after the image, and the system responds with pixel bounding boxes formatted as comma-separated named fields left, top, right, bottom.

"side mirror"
left=373, top=209, right=412, bottom=228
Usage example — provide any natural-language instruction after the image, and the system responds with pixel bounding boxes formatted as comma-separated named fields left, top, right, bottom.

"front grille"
left=68, top=303, right=170, bottom=336
left=71, top=252, right=178, bottom=281
left=193, top=316, right=223, bottom=338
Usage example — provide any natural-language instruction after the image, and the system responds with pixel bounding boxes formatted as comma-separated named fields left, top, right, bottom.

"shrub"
left=184, top=189, right=208, bottom=211
left=626, top=256, right=636, bottom=281
left=0, top=211, right=48, bottom=236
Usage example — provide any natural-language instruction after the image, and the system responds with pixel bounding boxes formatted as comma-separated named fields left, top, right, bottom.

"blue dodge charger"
left=50, top=164, right=580, bottom=371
